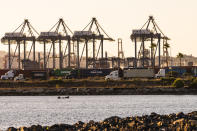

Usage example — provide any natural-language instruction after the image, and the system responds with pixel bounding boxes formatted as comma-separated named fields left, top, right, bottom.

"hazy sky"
left=0, top=0, right=197, bottom=57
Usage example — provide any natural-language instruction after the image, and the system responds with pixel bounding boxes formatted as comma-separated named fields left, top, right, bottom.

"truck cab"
left=14, top=74, right=25, bottom=81
left=155, top=67, right=186, bottom=78
left=105, top=70, right=121, bottom=81
left=155, top=69, right=166, bottom=78
left=1, top=70, right=15, bottom=80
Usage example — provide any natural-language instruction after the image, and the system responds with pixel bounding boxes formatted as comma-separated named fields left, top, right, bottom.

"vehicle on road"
left=1, top=70, right=15, bottom=80
left=155, top=67, right=186, bottom=78
left=14, top=74, right=25, bottom=81
left=105, top=68, right=155, bottom=80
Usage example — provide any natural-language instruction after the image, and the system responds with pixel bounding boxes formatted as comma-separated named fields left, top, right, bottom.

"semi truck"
left=105, top=68, right=155, bottom=80
left=14, top=74, right=25, bottom=81
left=1, top=70, right=15, bottom=80
left=155, top=67, right=186, bottom=78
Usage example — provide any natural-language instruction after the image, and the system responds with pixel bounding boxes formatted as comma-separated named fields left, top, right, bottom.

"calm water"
left=0, top=95, right=197, bottom=130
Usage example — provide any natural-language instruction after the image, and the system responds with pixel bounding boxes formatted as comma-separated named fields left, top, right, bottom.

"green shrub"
left=48, top=79, right=64, bottom=85
left=183, top=72, right=193, bottom=77
left=132, top=78, right=142, bottom=84
left=161, top=77, right=175, bottom=85
left=189, top=78, right=197, bottom=88
left=172, top=78, right=184, bottom=88
left=167, top=71, right=179, bottom=77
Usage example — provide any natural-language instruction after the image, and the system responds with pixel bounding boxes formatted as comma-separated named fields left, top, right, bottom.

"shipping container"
left=73, top=31, right=93, bottom=36
left=50, top=68, right=73, bottom=77
left=31, top=71, right=47, bottom=80
left=5, top=32, right=23, bottom=37
left=66, top=68, right=114, bottom=79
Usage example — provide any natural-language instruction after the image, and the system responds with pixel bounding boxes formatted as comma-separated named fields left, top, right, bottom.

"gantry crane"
left=1, top=19, right=39, bottom=69
left=72, top=17, right=114, bottom=69
left=37, top=18, right=73, bottom=69
left=130, top=16, right=170, bottom=68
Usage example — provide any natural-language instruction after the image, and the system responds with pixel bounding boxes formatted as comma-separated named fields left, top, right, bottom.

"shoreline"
left=0, top=86, right=197, bottom=96
left=0, top=79, right=196, bottom=95
left=7, top=111, right=197, bottom=131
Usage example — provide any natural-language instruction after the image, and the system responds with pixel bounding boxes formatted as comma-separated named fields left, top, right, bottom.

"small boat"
left=64, top=96, right=69, bottom=99
left=57, top=96, right=69, bottom=99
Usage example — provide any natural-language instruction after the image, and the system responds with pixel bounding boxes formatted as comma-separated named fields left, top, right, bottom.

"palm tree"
left=163, top=43, right=170, bottom=67
left=164, top=43, right=170, bottom=49
left=177, top=53, right=184, bottom=66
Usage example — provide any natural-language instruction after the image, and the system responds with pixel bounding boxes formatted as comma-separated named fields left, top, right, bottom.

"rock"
left=188, top=120, right=197, bottom=126
left=29, top=125, right=43, bottom=131
left=104, top=116, right=121, bottom=122
left=157, top=121, right=163, bottom=127
left=7, top=127, right=17, bottom=131
left=150, top=112, right=158, bottom=116
left=173, top=118, right=185, bottom=125
left=189, top=111, right=197, bottom=116
left=128, top=121, right=135, bottom=127
left=6, top=111, right=197, bottom=131
left=77, top=121, right=84, bottom=125
left=176, top=112, right=185, bottom=118
left=89, top=120, right=95, bottom=125
left=18, top=127, right=29, bottom=131
left=48, top=124, right=59, bottom=131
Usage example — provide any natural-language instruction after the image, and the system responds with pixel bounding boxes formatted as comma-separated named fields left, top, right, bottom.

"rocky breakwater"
left=7, top=111, right=197, bottom=131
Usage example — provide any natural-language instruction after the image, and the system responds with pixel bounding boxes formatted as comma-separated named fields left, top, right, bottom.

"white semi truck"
left=105, top=68, right=155, bottom=80
left=1, top=70, right=15, bottom=80
left=14, top=74, right=25, bottom=81
left=155, top=68, right=187, bottom=78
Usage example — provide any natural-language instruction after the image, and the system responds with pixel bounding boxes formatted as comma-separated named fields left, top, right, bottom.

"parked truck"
left=14, top=74, right=25, bottom=81
left=105, top=68, right=155, bottom=80
left=155, top=67, right=186, bottom=78
left=1, top=70, right=15, bottom=80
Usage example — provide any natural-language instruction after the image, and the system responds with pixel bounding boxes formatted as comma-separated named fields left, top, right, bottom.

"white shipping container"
left=123, top=69, right=154, bottom=78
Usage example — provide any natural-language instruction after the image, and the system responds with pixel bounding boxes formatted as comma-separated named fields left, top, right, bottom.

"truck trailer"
left=105, top=68, right=155, bottom=80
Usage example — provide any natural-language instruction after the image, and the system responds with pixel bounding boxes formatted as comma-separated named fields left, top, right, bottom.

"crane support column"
left=44, top=40, right=46, bottom=69
left=151, top=37, right=153, bottom=68
left=93, top=37, right=95, bottom=68
left=8, top=39, right=11, bottom=69
left=68, top=38, right=71, bottom=67
left=112, top=58, right=114, bottom=68
left=142, top=37, right=145, bottom=68
left=101, top=35, right=104, bottom=59
left=158, top=35, right=161, bottom=68
left=52, top=40, right=56, bottom=69
left=134, top=37, right=137, bottom=68
left=38, top=52, right=41, bottom=68
left=17, top=41, right=20, bottom=69
left=59, top=39, right=62, bottom=69
left=86, top=39, right=88, bottom=69
left=33, top=39, right=35, bottom=62
left=77, top=38, right=80, bottom=68
left=23, top=40, right=26, bottom=66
